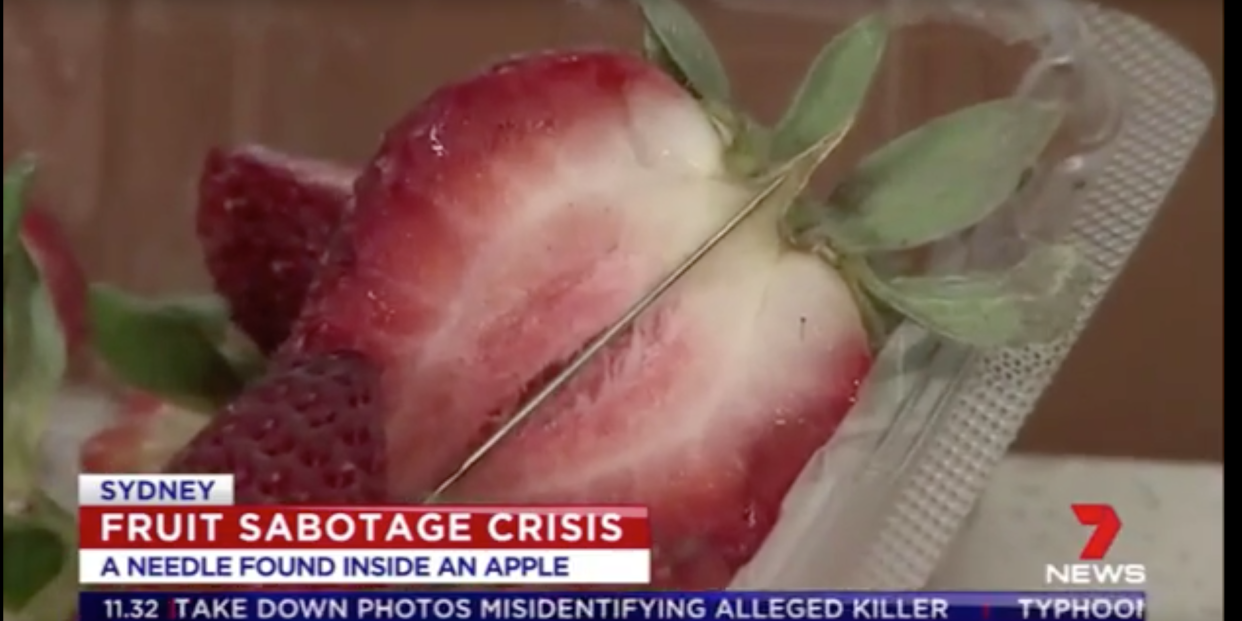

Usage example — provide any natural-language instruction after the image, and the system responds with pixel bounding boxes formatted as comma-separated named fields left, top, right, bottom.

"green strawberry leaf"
left=3, top=518, right=67, bottom=610
left=856, top=243, right=1092, bottom=347
left=787, top=98, right=1063, bottom=253
left=771, top=15, right=888, bottom=163
left=153, top=293, right=232, bottom=342
left=642, top=27, right=696, bottom=94
left=2, top=155, right=38, bottom=261
left=3, top=493, right=78, bottom=619
left=635, top=0, right=731, bottom=103
left=89, top=284, right=247, bottom=411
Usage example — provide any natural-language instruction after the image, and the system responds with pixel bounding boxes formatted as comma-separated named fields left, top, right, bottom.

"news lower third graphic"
left=78, top=474, right=651, bottom=585
left=76, top=474, right=1150, bottom=620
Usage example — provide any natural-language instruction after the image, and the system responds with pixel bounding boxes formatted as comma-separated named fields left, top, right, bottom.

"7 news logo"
left=1044, top=503, right=1147, bottom=586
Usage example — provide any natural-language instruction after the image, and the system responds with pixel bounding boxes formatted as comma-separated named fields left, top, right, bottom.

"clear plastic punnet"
left=2, top=0, right=1215, bottom=616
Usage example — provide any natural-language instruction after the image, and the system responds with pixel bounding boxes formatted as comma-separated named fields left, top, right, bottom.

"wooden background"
left=2, top=0, right=1222, bottom=461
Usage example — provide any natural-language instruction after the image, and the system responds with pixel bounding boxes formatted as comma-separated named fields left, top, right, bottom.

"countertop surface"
left=929, top=455, right=1222, bottom=620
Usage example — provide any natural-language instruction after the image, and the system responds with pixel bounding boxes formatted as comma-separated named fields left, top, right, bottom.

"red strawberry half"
left=197, top=145, right=355, bottom=354
left=261, top=50, right=871, bottom=587
left=165, top=350, right=386, bottom=504
left=79, top=391, right=207, bottom=474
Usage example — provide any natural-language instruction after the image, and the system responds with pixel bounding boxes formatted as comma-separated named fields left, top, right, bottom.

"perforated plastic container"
left=3, top=0, right=1215, bottom=601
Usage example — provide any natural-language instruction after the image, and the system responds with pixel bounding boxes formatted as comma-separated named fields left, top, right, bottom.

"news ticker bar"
left=81, top=591, right=1147, bottom=621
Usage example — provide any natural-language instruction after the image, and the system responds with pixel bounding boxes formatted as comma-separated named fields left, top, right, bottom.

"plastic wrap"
left=2, top=0, right=1215, bottom=612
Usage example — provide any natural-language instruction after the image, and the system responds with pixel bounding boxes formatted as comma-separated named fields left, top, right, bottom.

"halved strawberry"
left=197, top=146, right=355, bottom=354
left=269, top=50, right=870, bottom=587
left=171, top=6, right=1070, bottom=589
left=164, top=351, right=386, bottom=504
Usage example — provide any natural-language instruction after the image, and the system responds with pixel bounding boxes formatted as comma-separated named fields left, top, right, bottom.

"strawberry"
left=197, top=145, right=354, bottom=354
left=19, top=207, right=89, bottom=355
left=167, top=2, right=1080, bottom=588
left=78, top=391, right=206, bottom=474
left=164, top=351, right=386, bottom=504
left=269, top=49, right=871, bottom=588
left=3, top=207, right=88, bottom=385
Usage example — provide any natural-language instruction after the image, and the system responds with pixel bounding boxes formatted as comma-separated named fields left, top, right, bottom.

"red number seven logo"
left=1071, top=503, right=1122, bottom=560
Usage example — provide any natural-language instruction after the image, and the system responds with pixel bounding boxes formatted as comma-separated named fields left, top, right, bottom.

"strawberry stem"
left=723, top=121, right=771, bottom=179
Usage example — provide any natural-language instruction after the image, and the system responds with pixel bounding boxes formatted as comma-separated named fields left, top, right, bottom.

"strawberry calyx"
left=3, top=158, right=78, bottom=621
left=639, top=0, right=1091, bottom=349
